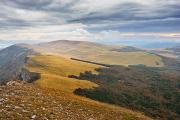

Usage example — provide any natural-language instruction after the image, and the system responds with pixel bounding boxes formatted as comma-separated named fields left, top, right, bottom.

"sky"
left=0, top=0, right=180, bottom=47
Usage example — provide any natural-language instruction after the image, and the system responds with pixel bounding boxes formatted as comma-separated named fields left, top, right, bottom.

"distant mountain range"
left=1, top=40, right=179, bottom=83
left=140, top=42, right=180, bottom=49
left=102, top=40, right=180, bottom=49
left=151, top=44, right=180, bottom=60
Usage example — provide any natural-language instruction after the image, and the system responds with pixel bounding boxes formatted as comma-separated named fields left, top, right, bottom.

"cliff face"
left=0, top=44, right=38, bottom=84
left=19, top=68, right=40, bottom=83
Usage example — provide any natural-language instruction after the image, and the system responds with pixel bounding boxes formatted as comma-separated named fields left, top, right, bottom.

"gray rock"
left=19, top=68, right=40, bottom=83
left=0, top=44, right=38, bottom=84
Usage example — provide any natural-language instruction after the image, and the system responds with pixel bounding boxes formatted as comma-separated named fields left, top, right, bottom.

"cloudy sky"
left=0, top=0, right=180, bottom=45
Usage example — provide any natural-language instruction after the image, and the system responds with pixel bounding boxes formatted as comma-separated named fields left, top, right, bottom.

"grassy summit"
left=32, top=40, right=164, bottom=67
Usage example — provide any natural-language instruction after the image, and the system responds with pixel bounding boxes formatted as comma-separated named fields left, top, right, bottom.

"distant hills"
left=140, top=42, right=180, bottom=49
left=31, top=40, right=164, bottom=67
left=103, top=39, right=180, bottom=49
left=151, top=44, right=180, bottom=60
left=167, top=45, right=180, bottom=58
left=0, top=40, right=165, bottom=84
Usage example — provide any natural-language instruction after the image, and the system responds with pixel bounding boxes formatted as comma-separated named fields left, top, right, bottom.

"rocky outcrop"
left=19, top=68, right=40, bottom=83
left=0, top=44, right=38, bottom=84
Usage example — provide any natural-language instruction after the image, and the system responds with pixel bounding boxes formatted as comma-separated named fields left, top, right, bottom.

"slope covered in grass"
left=26, top=54, right=101, bottom=92
left=31, top=40, right=164, bottom=67
left=85, top=51, right=163, bottom=67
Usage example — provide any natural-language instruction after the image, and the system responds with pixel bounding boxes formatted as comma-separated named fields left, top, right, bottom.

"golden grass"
left=26, top=54, right=101, bottom=93
left=85, top=51, right=164, bottom=67
left=31, top=41, right=164, bottom=67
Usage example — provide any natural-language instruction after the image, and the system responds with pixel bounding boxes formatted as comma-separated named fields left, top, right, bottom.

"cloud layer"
left=0, top=0, right=180, bottom=41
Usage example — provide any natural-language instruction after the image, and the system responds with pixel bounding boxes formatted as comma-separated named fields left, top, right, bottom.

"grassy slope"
left=26, top=54, right=101, bottom=93
left=85, top=51, right=163, bottom=67
left=23, top=54, right=152, bottom=120
left=33, top=41, right=164, bottom=67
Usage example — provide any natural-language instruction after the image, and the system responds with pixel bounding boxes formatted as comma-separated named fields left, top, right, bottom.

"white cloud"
left=0, top=23, right=92, bottom=41
left=1, top=26, right=180, bottom=43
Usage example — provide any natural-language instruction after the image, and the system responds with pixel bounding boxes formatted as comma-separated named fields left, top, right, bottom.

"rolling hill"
left=0, top=40, right=165, bottom=84
left=30, top=40, right=164, bottom=67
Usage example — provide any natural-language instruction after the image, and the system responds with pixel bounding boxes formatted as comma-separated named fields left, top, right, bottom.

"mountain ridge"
left=0, top=40, right=165, bottom=84
left=0, top=44, right=38, bottom=84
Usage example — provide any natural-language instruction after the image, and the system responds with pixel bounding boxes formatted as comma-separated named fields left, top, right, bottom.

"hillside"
left=30, top=40, right=164, bottom=67
left=0, top=40, right=165, bottom=84
left=0, top=81, right=152, bottom=120
left=25, top=54, right=101, bottom=93
left=72, top=65, right=180, bottom=119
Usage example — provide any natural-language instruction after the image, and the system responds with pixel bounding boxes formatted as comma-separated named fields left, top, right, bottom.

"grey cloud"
left=1, top=0, right=80, bottom=12
left=69, top=2, right=180, bottom=23
left=0, top=0, right=180, bottom=32
left=88, top=18, right=180, bottom=33
left=1, top=0, right=52, bottom=10
left=0, top=0, right=82, bottom=25
left=0, top=19, right=32, bottom=30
